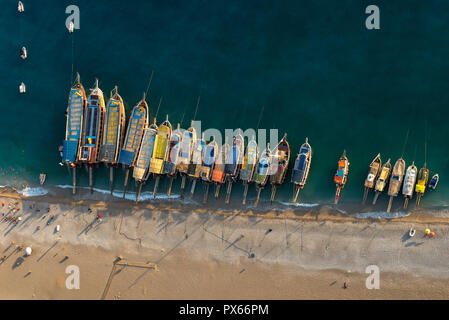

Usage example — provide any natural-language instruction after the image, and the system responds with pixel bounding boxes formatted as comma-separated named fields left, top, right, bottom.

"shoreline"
left=2, top=189, right=449, bottom=299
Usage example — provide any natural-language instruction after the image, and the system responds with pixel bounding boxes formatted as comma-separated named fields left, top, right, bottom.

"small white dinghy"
left=18, top=1, right=24, bottom=13
left=40, top=173, right=46, bottom=185
left=20, top=46, right=27, bottom=59
left=19, top=82, right=26, bottom=93
left=68, top=21, right=74, bottom=33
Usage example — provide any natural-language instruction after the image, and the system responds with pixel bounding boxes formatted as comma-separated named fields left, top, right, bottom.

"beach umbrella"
left=25, top=247, right=32, bottom=256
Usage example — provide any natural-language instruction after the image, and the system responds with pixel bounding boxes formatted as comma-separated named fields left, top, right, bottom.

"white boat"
left=19, top=82, right=26, bottom=93
left=40, top=173, right=46, bottom=185
left=20, top=46, right=27, bottom=59
left=18, top=1, right=24, bottom=12
left=402, top=162, right=417, bottom=209
left=68, top=21, right=74, bottom=33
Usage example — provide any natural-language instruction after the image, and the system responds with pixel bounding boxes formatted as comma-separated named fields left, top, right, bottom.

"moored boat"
left=253, top=145, right=271, bottom=207
left=163, top=124, right=182, bottom=196
left=402, top=162, right=417, bottom=209
left=429, top=173, right=439, bottom=190
left=212, top=141, right=229, bottom=199
left=20, top=46, right=27, bottom=59
left=415, top=165, right=429, bottom=207
left=40, top=173, right=46, bottom=185
left=118, top=93, right=149, bottom=198
left=334, top=150, right=350, bottom=204
left=362, top=153, right=382, bottom=204
left=187, top=134, right=206, bottom=198
left=99, top=86, right=126, bottom=193
left=177, top=122, right=197, bottom=199
left=291, top=137, right=312, bottom=203
left=224, top=133, right=244, bottom=204
left=386, top=158, right=405, bottom=212
left=239, top=137, right=258, bottom=205
left=18, top=1, right=24, bottom=12
left=269, top=133, right=290, bottom=204
left=133, top=119, right=158, bottom=202
left=200, top=137, right=219, bottom=204
left=61, top=73, right=86, bottom=194
left=372, top=159, right=391, bottom=204
left=149, top=116, right=172, bottom=198
left=78, top=78, right=106, bottom=192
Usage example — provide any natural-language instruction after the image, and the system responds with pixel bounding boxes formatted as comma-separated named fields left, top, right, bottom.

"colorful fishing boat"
left=386, top=158, right=405, bottom=212
left=200, top=137, right=219, bottom=204
left=402, top=162, right=417, bottom=209
left=61, top=73, right=87, bottom=194
left=149, top=115, right=172, bottom=198
left=291, top=137, right=312, bottom=203
left=415, top=165, right=429, bottom=207
left=372, top=159, right=391, bottom=204
left=253, top=145, right=271, bottom=207
left=133, top=119, right=158, bottom=202
left=99, top=86, right=126, bottom=193
left=362, top=153, right=382, bottom=204
left=334, top=150, right=349, bottom=204
left=224, top=133, right=244, bottom=204
left=177, top=122, right=197, bottom=199
left=78, top=79, right=106, bottom=192
left=163, top=124, right=182, bottom=196
left=429, top=174, right=439, bottom=190
left=118, top=93, right=149, bottom=198
left=269, top=133, right=290, bottom=204
left=212, top=142, right=230, bottom=199
left=240, top=137, right=258, bottom=205
left=187, top=134, right=206, bottom=198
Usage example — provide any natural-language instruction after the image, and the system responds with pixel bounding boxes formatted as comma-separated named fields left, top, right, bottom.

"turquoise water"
left=1, top=0, right=448, bottom=208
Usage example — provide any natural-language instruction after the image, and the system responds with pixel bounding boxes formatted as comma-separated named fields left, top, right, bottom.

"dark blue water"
left=1, top=0, right=448, bottom=208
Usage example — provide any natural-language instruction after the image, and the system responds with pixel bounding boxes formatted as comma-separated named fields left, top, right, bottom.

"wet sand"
left=1, top=188, right=449, bottom=299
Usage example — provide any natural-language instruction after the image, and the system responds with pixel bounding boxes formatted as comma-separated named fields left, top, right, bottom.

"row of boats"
left=61, top=75, right=313, bottom=205
left=335, top=152, right=439, bottom=211
left=61, top=75, right=439, bottom=209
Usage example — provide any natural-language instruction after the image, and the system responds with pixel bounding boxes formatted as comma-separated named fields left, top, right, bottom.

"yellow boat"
left=149, top=116, right=172, bottom=197
left=415, top=165, right=429, bottom=206
left=372, top=159, right=391, bottom=204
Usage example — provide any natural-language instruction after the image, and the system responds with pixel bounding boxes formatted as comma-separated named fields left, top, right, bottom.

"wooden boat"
left=78, top=79, right=106, bottom=193
left=99, top=86, right=126, bottom=193
left=187, top=134, right=206, bottom=198
left=18, top=1, right=24, bottom=12
left=291, top=137, right=312, bottom=203
left=253, top=145, right=271, bottom=207
left=269, top=133, right=290, bottom=204
left=177, top=122, right=197, bottom=199
left=39, top=173, right=46, bottom=185
left=224, top=133, right=244, bottom=204
left=386, top=158, right=405, bottom=212
left=133, top=119, right=158, bottom=202
left=163, top=124, right=182, bottom=196
left=334, top=150, right=349, bottom=205
left=212, top=142, right=229, bottom=199
left=402, top=162, right=417, bottom=209
left=415, top=165, right=429, bottom=207
left=200, top=138, right=219, bottom=204
left=149, top=116, right=172, bottom=198
left=239, top=137, right=258, bottom=205
left=117, top=93, right=149, bottom=198
left=362, top=153, right=382, bottom=204
left=429, top=174, right=439, bottom=190
left=61, top=73, right=87, bottom=194
left=372, top=159, right=391, bottom=204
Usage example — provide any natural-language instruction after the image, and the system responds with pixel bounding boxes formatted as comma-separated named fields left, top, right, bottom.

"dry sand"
left=1, top=188, right=449, bottom=300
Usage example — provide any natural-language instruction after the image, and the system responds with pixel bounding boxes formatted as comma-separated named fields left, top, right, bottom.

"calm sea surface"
left=0, top=0, right=448, bottom=208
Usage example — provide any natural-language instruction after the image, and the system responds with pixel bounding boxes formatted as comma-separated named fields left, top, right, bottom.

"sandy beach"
left=1, top=187, right=449, bottom=300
